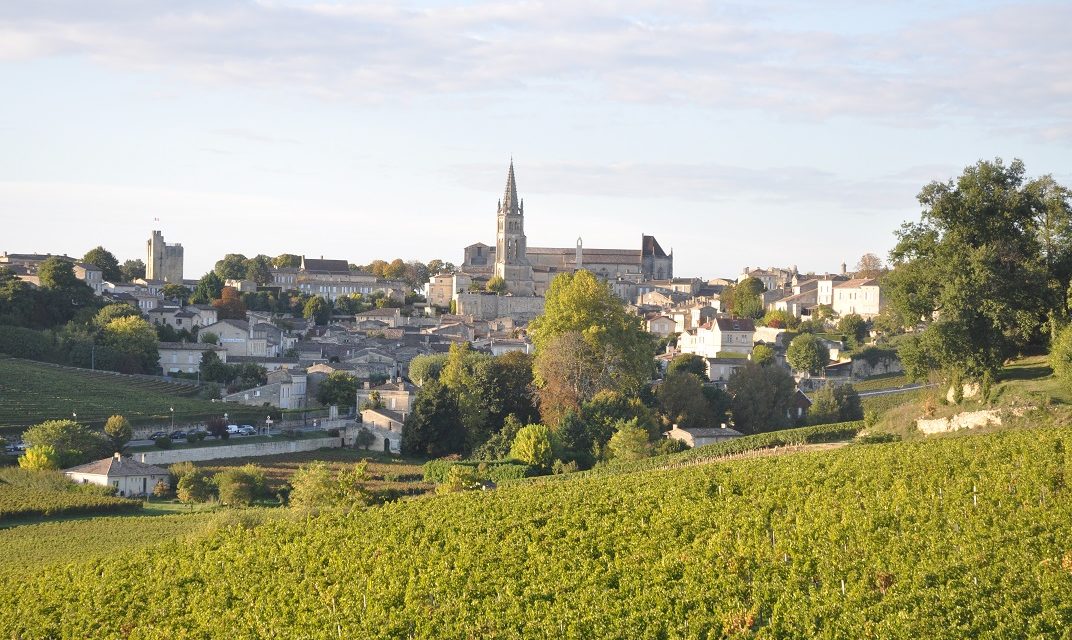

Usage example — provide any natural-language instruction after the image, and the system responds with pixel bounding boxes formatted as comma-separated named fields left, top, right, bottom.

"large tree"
left=725, top=277, right=765, bottom=319
left=191, top=271, right=224, bottom=304
left=99, top=315, right=160, bottom=373
left=657, top=373, right=717, bottom=428
left=727, top=363, right=796, bottom=434
left=317, top=371, right=357, bottom=409
left=529, top=271, right=654, bottom=423
left=885, top=159, right=1064, bottom=380
left=23, top=419, right=110, bottom=468
left=214, top=254, right=249, bottom=281
left=119, top=259, right=146, bottom=282
left=82, top=246, right=122, bottom=282
left=213, top=287, right=248, bottom=320
left=787, top=334, right=830, bottom=375
left=401, top=381, right=467, bottom=457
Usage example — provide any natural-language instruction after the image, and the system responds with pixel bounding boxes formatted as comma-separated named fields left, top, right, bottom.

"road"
left=857, top=383, right=934, bottom=398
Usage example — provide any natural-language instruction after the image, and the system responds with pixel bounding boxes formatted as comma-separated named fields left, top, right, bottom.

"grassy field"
left=0, top=356, right=273, bottom=436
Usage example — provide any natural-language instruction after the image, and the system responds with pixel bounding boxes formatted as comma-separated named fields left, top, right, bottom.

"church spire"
left=502, top=160, right=519, bottom=216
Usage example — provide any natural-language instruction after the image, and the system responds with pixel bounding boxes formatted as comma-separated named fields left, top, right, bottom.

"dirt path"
left=660, top=441, right=850, bottom=472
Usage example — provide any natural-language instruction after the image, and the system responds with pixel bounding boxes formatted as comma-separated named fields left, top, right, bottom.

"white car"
left=226, top=424, right=240, bottom=435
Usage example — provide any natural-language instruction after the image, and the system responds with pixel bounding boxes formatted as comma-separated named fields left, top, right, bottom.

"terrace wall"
left=133, top=436, right=343, bottom=465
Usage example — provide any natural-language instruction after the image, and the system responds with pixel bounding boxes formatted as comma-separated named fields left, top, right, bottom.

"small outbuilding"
left=666, top=424, right=744, bottom=448
left=64, top=453, right=170, bottom=497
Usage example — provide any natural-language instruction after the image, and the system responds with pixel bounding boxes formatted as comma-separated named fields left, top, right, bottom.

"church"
left=459, top=161, right=673, bottom=297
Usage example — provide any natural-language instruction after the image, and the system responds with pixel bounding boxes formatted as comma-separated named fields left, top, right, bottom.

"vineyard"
left=0, top=356, right=269, bottom=435
left=0, top=468, right=142, bottom=522
left=3, top=425, right=1070, bottom=637
left=0, top=511, right=219, bottom=582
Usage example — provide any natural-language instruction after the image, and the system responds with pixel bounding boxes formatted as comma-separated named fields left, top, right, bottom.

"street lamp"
left=170, top=406, right=175, bottom=431
left=72, top=412, right=77, bottom=422
left=265, top=415, right=273, bottom=437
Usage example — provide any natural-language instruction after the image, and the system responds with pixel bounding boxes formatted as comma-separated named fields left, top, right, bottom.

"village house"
left=646, top=314, right=677, bottom=337
left=831, top=278, right=884, bottom=319
left=357, top=377, right=417, bottom=413
left=678, top=317, right=756, bottom=359
left=64, top=453, right=170, bottom=498
left=224, top=368, right=307, bottom=409
left=158, top=342, right=226, bottom=374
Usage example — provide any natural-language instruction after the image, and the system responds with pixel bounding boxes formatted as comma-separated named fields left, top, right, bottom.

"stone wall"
left=454, top=292, right=545, bottom=322
left=133, top=436, right=342, bottom=465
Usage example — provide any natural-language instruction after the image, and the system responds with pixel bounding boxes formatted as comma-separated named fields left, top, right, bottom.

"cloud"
left=0, top=1, right=1069, bottom=128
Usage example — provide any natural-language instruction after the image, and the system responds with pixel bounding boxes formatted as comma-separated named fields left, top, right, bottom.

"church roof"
left=301, top=257, right=350, bottom=274
left=643, top=235, right=668, bottom=258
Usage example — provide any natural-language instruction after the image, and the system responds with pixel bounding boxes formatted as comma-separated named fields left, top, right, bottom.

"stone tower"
left=146, top=230, right=184, bottom=283
left=494, top=161, right=535, bottom=296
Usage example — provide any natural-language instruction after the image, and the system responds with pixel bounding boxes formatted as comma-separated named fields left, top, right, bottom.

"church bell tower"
left=494, top=160, right=535, bottom=296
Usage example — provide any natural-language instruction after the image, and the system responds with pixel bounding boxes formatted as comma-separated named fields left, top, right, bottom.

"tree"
left=94, top=303, right=141, bottom=328
left=103, top=415, right=132, bottom=453
left=38, top=257, right=82, bottom=290
left=855, top=253, right=884, bottom=278
left=214, top=464, right=268, bottom=506
left=727, top=363, right=796, bottom=434
left=837, top=313, right=869, bottom=347
left=23, top=419, right=110, bottom=468
left=205, top=417, right=229, bottom=440
left=0, top=266, right=35, bottom=326
left=409, top=353, right=449, bottom=385
left=579, top=390, right=659, bottom=452
left=809, top=384, right=863, bottom=425
left=355, top=428, right=377, bottom=450
left=727, top=277, right=765, bottom=319
left=606, top=418, right=651, bottom=462
left=289, top=461, right=369, bottom=511
left=214, top=254, right=249, bottom=280
left=162, top=283, right=191, bottom=303
left=666, top=353, right=708, bottom=380
left=383, top=258, right=406, bottom=280
left=18, top=445, right=59, bottom=470
left=177, top=470, right=214, bottom=503
left=82, top=246, right=122, bottom=282
left=99, top=315, right=159, bottom=374
left=510, top=424, right=554, bottom=470
left=760, top=309, right=798, bottom=330
left=303, top=296, right=331, bottom=325
left=119, top=259, right=146, bottom=282
left=884, top=159, right=1057, bottom=381
left=486, top=275, right=507, bottom=294
left=191, top=272, right=224, bottom=304
left=530, top=271, right=654, bottom=422
left=787, top=334, right=829, bottom=375
left=401, top=381, right=467, bottom=457
left=751, top=344, right=776, bottom=366
left=273, top=254, right=302, bottom=269
left=200, top=332, right=219, bottom=345
left=212, top=287, right=247, bottom=320
left=318, top=371, right=357, bottom=409
left=244, top=255, right=274, bottom=286
left=1050, top=324, right=1072, bottom=388
left=658, top=372, right=721, bottom=428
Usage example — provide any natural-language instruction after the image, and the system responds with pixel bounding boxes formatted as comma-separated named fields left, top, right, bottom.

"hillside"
left=4, top=426, right=1070, bottom=638
left=0, top=356, right=268, bottom=435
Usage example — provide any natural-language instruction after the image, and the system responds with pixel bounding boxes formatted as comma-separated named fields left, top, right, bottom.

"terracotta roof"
left=65, top=454, right=168, bottom=477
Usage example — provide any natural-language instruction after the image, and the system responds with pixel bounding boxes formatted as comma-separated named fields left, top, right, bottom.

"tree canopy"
left=885, top=159, right=1070, bottom=380
left=529, top=271, right=653, bottom=423
left=727, top=363, right=796, bottom=434
left=786, top=334, right=829, bottom=375
left=82, top=246, right=122, bottom=282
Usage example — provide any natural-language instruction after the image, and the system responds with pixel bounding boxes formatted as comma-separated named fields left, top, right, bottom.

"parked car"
left=149, top=431, right=167, bottom=440
left=237, top=425, right=257, bottom=436
left=226, top=424, right=240, bottom=434
left=169, top=430, right=187, bottom=440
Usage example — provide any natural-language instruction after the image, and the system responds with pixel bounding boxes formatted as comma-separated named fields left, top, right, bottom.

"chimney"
left=363, top=381, right=370, bottom=389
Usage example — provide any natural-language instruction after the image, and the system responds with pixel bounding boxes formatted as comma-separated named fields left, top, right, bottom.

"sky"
left=1, top=0, right=1070, bottom=281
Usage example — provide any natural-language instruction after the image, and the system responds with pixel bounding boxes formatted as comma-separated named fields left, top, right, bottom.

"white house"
left=64, top=453, right=170, bottom=498
left=645, top=314, right=677, bottom=337
left=666, top=424, right=744, bottom=448
left=678, top=317, right=756, bottom=358
left=158, top=342, right=227, bottom=374
left=831, top=278, right=884, bottom=319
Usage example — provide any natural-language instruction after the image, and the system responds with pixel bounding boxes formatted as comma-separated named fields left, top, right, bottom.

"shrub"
left=214, top=465, right=267, bottom=506
left=510, top=424, right=554, bottom=470
left=176, top=470, right=213, bottom=503
left=327, top=428, right=341, bottom=437
left=154, top=436, right=172, bottom=450
left=186, top=433, right=198, bottom=444
left=436, top=465, right=482, bottom=494
left=18, top=445, right=59, bottom=471
left=151, top=479, right=170, bottom=498
left=855, top=432, right=901, bottom=444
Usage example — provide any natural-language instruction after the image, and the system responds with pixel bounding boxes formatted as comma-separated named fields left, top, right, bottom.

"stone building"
left=460, top=162, right=673, bottom=293
left=146, top=230, right=184, bottom=283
